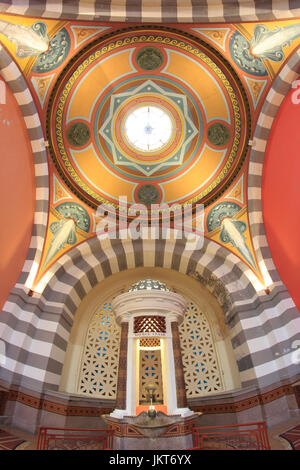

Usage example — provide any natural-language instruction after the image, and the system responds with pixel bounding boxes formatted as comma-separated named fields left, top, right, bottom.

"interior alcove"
left=59, top=267, right=241, bottom=401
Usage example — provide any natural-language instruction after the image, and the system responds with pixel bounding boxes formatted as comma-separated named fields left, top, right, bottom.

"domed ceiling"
left=47, top=27, right=251, bottom=210
left=1, top=13, right=300, bottom=292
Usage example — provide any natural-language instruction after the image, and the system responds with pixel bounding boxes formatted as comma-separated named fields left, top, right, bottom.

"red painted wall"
left=262, top=87, right=300, bottom=312
left=0, top=78, right=35, bottom=310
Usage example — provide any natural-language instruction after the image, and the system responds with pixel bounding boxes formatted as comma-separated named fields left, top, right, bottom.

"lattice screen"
left=139, top=338, right=161, bottom=348
left=139, top=350, right=164, bottom=404
left=179, top=301, right=223, bottom=397
left=134, top=316, right=166, bottom=334
left=78, top=302, right=120, bottom=398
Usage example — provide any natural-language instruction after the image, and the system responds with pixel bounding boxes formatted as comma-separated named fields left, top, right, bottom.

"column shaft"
left=171, top=321, right=187, bottom=408
left=115, top=322, right=128, bottom=410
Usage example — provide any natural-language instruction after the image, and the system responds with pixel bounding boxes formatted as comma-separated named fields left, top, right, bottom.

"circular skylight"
left=124, top=105, right=173, bottom=152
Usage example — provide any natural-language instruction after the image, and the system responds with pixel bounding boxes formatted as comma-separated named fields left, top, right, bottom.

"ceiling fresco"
left=1, top=14, right=300, bottom=291
left=47, top=27, right=250, bottom=209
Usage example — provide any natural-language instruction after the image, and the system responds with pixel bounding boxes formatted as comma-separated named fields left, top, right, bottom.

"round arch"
left=248, top=47, right=300, bottom=286
left=59, top=266, right=242, bottom=399
left=1, top=235, right=300, bottom=395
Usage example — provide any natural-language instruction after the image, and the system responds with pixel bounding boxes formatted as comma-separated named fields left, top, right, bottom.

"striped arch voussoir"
left=41, top=235, right=256, bottom=320
left=0, top=46, right=49, bottom=286
left=0, top=1, right=300, bottom=22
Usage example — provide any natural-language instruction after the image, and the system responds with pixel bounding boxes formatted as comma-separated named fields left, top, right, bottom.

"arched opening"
left=59, top=267, right=241, bottom=405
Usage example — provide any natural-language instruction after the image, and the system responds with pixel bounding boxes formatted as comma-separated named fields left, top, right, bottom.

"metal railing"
left=36, top=426, right=114, bottom=450
left=190, top=421, right=270, bottom=450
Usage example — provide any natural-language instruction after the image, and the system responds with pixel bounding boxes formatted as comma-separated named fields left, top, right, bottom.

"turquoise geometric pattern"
left=207, top=202, right=255, bottom=269
left=230, top=30, right=268, bottom=76
left=55, top=202, right=90, bottom=232
left=207, top=201, right=242, bottom=232
left=99, top=80, right=199, bottom=176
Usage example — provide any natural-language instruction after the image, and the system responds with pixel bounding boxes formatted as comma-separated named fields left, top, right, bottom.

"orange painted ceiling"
left=1, top=14, right=300, bottom=297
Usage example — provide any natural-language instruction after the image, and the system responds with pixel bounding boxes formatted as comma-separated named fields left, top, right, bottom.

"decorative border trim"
left=4, top=381, right=296, bottom=420
left=7, top=390, right=113, bottom=417
left=190, top=384, right=294, bottom=414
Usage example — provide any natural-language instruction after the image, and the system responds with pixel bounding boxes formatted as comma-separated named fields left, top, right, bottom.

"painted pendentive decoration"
left=70, top=25, right=111, bottom=49
left=31, top=73, right=55, bottom=108
left=251, top=24, right=300, bottom=61
left=230, top=23, right=300, bottom=77
left=0, top=20, right=49, bottom=57
left=206, top=201, right=242, bottom=231
left=32, top=27, right=71, bottom=73
left=230, top=31, right=267, bottom=76
left=207, top=202, right=255, bottom=269
left=43, top=202, right=90, bottom=268
left=55, top=202, right=90, bottom=232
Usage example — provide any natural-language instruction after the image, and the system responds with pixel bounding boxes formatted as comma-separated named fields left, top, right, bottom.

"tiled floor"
left=1, top=418, right=300, bottom=450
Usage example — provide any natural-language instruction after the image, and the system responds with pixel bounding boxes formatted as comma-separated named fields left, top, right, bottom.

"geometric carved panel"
left=179, top=301, right=223, bottom=397
left=139, top=350, right=164, bottom=404
left=78, top=302, right=120, bottom=398
left=139, top=338, right=161, bottom=348
left=134, top=315, right=166, bottom=334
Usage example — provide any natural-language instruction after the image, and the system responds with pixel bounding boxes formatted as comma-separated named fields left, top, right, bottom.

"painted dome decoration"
left=47, top=26, right=251, bottom=212
left=128, top=278, right=170, bottom=292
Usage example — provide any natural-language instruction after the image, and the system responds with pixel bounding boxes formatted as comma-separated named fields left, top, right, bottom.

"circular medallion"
left=207, top=123, right=230, bottom=147
left=136, top=47, right=164, bottom=70
left=67, top=122, right=91, bottom=147
left=137, top=184, right=160, bottom=206
left=47, top=27, right=251, bottom=212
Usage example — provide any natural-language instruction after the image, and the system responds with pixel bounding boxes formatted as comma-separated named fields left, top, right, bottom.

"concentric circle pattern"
left=47, top=27, right=251, bottom=211
left=124, top=105, right=173, bottom=153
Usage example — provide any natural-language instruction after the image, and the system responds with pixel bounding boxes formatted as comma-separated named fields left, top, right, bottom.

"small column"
left=110, top=278, right=193, bottom=418
left=114, top=322, right=128, bottom=413
left=171, top=321, right=187, bottom=409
